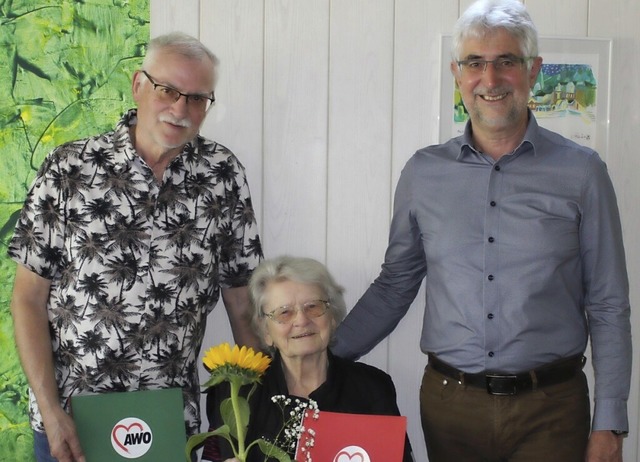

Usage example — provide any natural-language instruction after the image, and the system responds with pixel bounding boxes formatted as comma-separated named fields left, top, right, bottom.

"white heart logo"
left=333, top=445, right=370, bottom=462
left=111, top=417, right=153, bottom=458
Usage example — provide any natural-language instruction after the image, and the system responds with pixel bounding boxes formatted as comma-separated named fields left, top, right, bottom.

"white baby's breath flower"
left=267, top=396, right=319, bottom=462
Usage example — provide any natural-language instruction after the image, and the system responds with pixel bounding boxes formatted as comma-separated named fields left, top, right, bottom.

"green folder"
left=71, top=388, right=186, bottom=462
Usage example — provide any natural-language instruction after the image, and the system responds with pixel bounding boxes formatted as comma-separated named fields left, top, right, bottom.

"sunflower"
left=202, top=343, right=272, bottom=388
left=186, top=344, right=290, bottom=462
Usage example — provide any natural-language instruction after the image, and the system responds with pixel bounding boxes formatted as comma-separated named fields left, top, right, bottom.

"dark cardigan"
left=202, top=349, right=413, bottom=461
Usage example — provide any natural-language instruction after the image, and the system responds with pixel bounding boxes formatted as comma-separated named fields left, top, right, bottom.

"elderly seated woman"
left=202, top=255, right=413, bottom=462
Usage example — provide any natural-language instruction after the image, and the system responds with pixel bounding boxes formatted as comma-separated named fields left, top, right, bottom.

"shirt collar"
left=113, top=108, right=197, bottom=168
left=457, top=109, right=539, bottom=161
left=114, top=109, right=139, bottom=165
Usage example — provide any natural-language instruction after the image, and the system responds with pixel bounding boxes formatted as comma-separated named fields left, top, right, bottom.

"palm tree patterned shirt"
left=8, top=109, right=263, bottom=435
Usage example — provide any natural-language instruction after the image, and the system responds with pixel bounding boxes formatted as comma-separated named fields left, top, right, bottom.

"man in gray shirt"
left=333, top=1, right=631, bottom=461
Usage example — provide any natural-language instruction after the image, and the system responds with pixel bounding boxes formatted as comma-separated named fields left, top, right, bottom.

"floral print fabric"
left=8, top=109, right=262, bottom=434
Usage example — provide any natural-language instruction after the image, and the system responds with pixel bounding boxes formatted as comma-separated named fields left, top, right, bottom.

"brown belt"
left=428, top=354, right=586, bottom=396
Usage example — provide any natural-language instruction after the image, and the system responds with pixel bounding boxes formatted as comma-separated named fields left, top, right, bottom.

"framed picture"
left=439, top=36, right=612, bottom=157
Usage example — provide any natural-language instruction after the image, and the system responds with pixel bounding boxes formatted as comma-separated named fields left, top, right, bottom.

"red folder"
left=295, top=410, right=407, bottom=462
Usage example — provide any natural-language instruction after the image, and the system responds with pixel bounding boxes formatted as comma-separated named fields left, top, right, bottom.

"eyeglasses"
left=263, top=300, right=330, bottom=324
left=141, top=70, right=215, bottom=112
left=456, top=55, right=533, bottom=75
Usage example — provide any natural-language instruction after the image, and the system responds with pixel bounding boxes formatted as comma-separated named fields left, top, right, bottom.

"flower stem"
left=230, top=379, right=247, bottom=460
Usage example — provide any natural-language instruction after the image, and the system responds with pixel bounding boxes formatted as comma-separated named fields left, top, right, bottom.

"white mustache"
left=159, top=115, right=192, bottom=128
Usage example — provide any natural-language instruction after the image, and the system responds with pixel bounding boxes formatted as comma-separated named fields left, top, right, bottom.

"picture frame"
left=439, top=36, right=612, bottom=158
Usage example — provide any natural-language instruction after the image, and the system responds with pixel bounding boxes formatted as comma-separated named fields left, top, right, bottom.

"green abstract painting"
left=0, top=1, right=149, bottom=459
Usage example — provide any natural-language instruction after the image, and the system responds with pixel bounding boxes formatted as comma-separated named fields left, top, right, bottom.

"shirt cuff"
left=592, top=398, right=629, bottom=432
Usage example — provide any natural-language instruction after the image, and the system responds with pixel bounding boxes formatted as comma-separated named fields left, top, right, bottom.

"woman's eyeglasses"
left=263, top=300, right=330, bottom=324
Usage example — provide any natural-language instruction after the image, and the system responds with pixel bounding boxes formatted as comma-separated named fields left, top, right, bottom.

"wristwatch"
left=611, top=430, right=627, bottom=436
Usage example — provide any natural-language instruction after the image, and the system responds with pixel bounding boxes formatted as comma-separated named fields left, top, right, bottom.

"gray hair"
left=451, top=0, right=538, bottom=67
left=249, top=256, right=347, bottom=352
left=143, top=32, right=219, bottom=69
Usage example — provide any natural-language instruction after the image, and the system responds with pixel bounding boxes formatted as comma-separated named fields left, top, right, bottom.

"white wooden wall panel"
left=200, top=0, right=264, bottom=228
left=150, top=0, right=199, bottom=37
left=261, top=1, right=330, bottom=261
left=149, top=1, right=640, bottom=461
left=326, top=0, right=395, bottom=370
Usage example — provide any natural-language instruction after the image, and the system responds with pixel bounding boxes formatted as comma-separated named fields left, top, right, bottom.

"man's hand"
left=585, top=430, right=623, bottom=462
left=42, top=407, right=85, bottom=462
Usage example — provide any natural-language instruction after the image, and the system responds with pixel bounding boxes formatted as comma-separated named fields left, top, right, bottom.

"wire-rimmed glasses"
left=456, top=55, right=533, bottom=75
left=263, top=300, right=330, bottom=324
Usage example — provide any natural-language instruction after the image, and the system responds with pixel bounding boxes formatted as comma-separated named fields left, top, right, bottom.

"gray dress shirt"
left=333, top=114, right=631, bottom=431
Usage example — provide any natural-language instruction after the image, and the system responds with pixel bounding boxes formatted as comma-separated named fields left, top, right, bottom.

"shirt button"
left=488, top=237, right=495, bottom=243
left=490, top=201, right=497, bottom=207
left=488, top=351, right=495, bottom=357
left=488, top=313, right=494, bottom=319
left=488, top=274, right=494, bottom=281
left=494, top=165, right=501, bottom=171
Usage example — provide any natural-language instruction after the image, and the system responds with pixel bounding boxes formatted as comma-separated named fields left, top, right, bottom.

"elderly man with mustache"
left=8, top=32, right=263, bottom=462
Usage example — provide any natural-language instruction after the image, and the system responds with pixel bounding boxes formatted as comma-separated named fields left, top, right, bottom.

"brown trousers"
left=420, top=364, right=591, bottom=462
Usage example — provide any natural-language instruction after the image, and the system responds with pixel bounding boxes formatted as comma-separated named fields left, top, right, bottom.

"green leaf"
left=184, top=426, right=233, bottom=462
left=202, top=364, right=263, bottom=388
left=246, top=382, right=259, bottom=402
left=255, top=438, right=293, bottom=462
left=201, top=373, right=228, bottom=389
left=220, top=396, right=250, bottom=440
left=16, top=54, right=51, bottom=81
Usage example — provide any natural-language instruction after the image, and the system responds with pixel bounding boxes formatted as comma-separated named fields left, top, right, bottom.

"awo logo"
left=111, top=417, right=153, bottom=458
left=333, top=446, right=371, bottom=462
